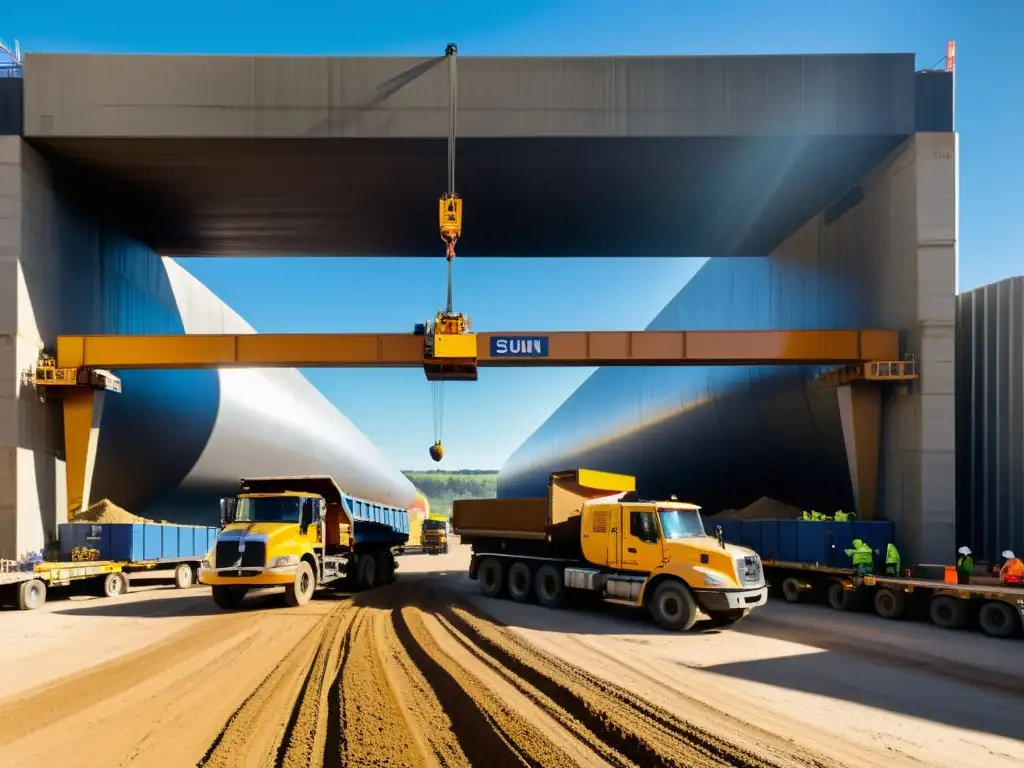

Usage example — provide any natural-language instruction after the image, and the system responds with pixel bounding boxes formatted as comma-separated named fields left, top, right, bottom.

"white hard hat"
left=1003, top=550, right=1015, bottom=559
left=958, top=546, right=971, bottom=555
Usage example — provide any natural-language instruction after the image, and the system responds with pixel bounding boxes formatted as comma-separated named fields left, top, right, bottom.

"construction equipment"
left=422, top=514, right=450, bottom=555
left=423, top=42, right=477, bottom=461
left=453, top=469, right=768, bottom=631
left=199, top=476, right=409, bottom=609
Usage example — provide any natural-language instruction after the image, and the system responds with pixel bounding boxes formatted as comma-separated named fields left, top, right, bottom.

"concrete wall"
left=499, top=131, right=958, bottom=564
left=956, top=277, right=1024, bottom=562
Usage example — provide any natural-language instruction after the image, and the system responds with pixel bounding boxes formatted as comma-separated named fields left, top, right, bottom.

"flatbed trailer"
left=0, top=558, right=204, bottom=611
left=766, top=558, right=1024, bottom=639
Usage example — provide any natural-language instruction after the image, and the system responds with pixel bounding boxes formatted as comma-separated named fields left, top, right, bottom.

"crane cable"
left=432, top=43, right=459, bottom=455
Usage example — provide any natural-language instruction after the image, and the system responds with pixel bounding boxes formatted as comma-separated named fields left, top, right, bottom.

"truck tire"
left=705, top=608, right=749, bottom=627
left=174, top=563, right=195, bottom=589
left=534, top=564, right=567, bottom=609
left=212, top=585, right=247, bottom=609
left=507, top=561, right=533, bottom=603
left=781, top=578, right=802, bottom=603
left=377, top=552, right=396, bottom=585
left=285, top=561, right=316, bottom=607
left=929, top=595, right=968, bottom=629
left=99, top=572, right=129, bottom=599
left=18, top=578, right=47, bottom=610
left=826, top=581, right=856, bottom=611
left=978, top=600, right=1020, bottom=638
left=873, top=587, right=906, bottom=619
left=648, top=581, right=698, bottom=631
left=477, top=557, right=505, bottom=599
left=357, top=554, right=378, bottom=590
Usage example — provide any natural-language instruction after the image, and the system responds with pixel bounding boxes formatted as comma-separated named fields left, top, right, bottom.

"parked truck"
left=453, top=469, right=767, bottom=631
left=422, top=515, right=450, bottom=555
left=199, top=476, right=409, bottom=609
left=716, top=518, right=1024, bottom=639
left=1, top=521, right=218, bottom=610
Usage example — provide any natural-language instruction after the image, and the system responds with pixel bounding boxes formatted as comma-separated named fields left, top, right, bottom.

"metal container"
left=715, top=520, right=895, bottom=569
left=58, top=523, right=219, bottom=563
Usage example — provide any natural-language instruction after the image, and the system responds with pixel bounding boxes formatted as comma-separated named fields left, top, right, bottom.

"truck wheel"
left=781, top=578, right=802, bottom=602
left=929, top=595, right=968, bottom=629
left=285, top=561, right=316, bottom=607
left=705, top=608, right=749, bottom=627
left=377, top=552, right=395, bottom=585
left=99, top=572, right=129, bottom=599
left=826, top=582, right=856, bottom=611
left=357, top=554, right=378, bottom=590
left=648, top=581, right=698, bottom=631
left=174, top=563, right=194, bottom=589
left=873, top=588, right=906, bottom=619
left=534, top=564, right=566, bottom=609
left=978, top=601, right=1020, bottom=638
left=212, top=585, right=247, bottom=609
left=477, top=557, right=505, bottom=598
left=18, top=579, right=47, bottom=610
left=507, top=562, right=533, bottom=603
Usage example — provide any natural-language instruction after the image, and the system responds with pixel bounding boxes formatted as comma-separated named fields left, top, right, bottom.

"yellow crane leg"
left=836, top=381, right=881, bottom=521
left=62, top=388, right=106, bottom=518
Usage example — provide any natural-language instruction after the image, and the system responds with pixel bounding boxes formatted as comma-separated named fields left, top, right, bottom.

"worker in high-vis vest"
left=1000, top=550, right=1024, bottom=586
left=845, top=539, right=875, bottom=575
left=956, top=546, right=974, bottom=585
left=885, top=542, right=902, bottom=576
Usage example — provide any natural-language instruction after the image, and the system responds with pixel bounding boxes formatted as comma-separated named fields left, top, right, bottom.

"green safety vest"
left=845, top=541, right=874, bottom=566
left=886, top=543, right=900, bottom=569
left=956, top=554, right=973, bottom=574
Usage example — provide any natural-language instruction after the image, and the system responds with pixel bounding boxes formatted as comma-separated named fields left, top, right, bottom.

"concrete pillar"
left=0, top=137, right=69, bottom=559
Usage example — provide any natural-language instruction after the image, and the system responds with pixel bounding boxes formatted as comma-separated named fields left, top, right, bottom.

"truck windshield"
left=423, top=520, right=446, bottom=531
left=235, top=496, right=301, bottom=523
left=658, top=509, right=705, bottom=540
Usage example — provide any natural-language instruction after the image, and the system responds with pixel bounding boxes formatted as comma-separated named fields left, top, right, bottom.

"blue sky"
left=9, top=1, right=1023, bottom=470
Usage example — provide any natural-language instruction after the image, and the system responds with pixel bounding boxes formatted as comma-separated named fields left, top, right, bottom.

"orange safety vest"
left=1000, top=558, right=1024, bottom=585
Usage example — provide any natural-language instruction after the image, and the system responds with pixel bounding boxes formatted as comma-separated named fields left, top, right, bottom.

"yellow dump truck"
left=422, top=515, right=450, bottom=555
left=453, top=469, right=767, bottom=631
left=199, top=476, right=409, bottom=609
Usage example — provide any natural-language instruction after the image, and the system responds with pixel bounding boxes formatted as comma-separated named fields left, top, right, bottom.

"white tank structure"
left=89, top=258, right=416, bottom=525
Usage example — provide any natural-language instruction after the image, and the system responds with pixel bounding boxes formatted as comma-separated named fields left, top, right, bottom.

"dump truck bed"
left=453, top=498, right=549, bottom=540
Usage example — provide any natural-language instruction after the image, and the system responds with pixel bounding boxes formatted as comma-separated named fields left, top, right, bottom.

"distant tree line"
left=402, top=470, right=498, bottom=517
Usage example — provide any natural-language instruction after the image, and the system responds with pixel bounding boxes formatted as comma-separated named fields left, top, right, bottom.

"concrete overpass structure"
left=2, top=50, right=955, bottom=562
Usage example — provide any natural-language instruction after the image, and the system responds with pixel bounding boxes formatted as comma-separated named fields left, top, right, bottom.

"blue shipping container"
left=59, top=523, right=219, bottom=563
left=714, top=519, right=895, bottom=569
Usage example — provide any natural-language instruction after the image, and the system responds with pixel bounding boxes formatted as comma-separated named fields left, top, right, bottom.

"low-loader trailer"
left=453, top=469, right=768, bottom=631
left=199, top=476, right=409, bottom=609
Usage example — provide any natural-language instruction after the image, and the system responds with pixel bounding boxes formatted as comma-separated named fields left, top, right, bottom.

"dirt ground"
left=0, top=542, right=1021, bottom=768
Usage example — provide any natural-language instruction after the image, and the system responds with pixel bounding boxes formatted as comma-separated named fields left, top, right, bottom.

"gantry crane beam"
left=54, top=329, right=901, bottom=370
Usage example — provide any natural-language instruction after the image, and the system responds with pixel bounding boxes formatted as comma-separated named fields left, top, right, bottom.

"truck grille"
left=737, top=555, right=763, bottom=587
left=215, top=539, right=266, bottom=569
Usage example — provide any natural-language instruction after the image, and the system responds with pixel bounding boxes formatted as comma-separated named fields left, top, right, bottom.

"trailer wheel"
left=781, top=578, right=802, bottom=603
left=534, top=564, right=567, bottom=609
left=285, top=561, right=316, bottom=607
left=507, top=561, right=533, bottom=603
left=212, top=585, right=247, bottom=609
left=357, top=554, right=378, bottom=590
left=705, top=608, right=750, bottom=627
left=978, top=600, right=1020, bottom=639
left=477, top=557, right=505, bottom=599
left=648, top=581, right=698, bottom=631
left=929, top=595, right=968, bottom=629
left=873, top=588, right=906, bottom=619
left=18, top=579, right=47, bottom=610
left=174, top=563, right=195, bottom=589
left=99, top=572, right=129, bottom=599
left=377, top=552, right=396, bottom=585
left=827, top=581, right=856, bottom=611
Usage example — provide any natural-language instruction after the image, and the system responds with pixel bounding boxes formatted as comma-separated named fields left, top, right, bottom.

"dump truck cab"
left=455, top=469, right=767, bottom=631
left=199, top=476, right=408, bottom=609
left=422, top=516, right=449, bottom=555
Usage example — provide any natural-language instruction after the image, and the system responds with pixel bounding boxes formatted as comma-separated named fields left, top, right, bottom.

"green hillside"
left=402, top=469, right=498, bottom=517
